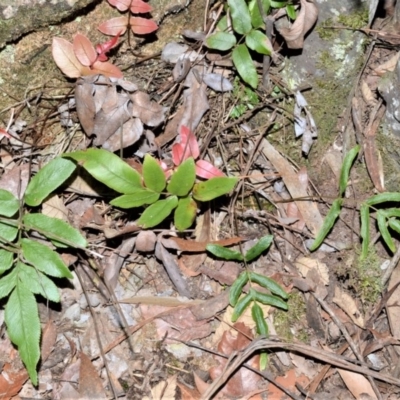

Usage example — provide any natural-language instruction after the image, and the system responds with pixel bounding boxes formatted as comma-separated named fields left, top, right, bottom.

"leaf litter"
left=2, top=0, right=400, bottom=399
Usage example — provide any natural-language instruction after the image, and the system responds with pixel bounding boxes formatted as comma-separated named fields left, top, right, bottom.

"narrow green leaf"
left=18, top=263, right=60, bottom=302
left=249, top=272, right=288, bottom=299
left=244, top=235, right=273, bottom=262
left=232, top=44, right=258, bottom=88
left=245, top=30, right=272, bottom=55
left=232, top=292, right=253, bottom=322
left=389, top=218, right=400, bottom=234
left=23, top=213, right=87, bottom=248
left=206, top=243, right=244, bottom=261
left=167, top=158, right=196, bottom=197
left=339, top=145, right=360, bottom=197
left=229, top=271, right=249, bottom=306
left=0, top=220, right=18, bottom=243
left=228, top=0, right=252, bottom=34
left=309, top=199, right=342, bottom=251
left=174, top=196, right=197, bottom=231
left=365, top=192, right=400, bottom=206
left=360, top=203, right=370, bottom=260
left=206, top=32, right=237, bottom=51
left=110, top=188, right=159, bottom=208
left=286, top=4, right=296, bottom=19
left=143, top=155, right=166, bottom=193
left=21, top=239, right=73, bottom=279
left=0, top=189, right=19, bottom=217
left=253, top=289, right=288, bottom=310
left=24, top=157, right=76, bottom=207
left=379, top=208, right=400, bottom=219
left=260, top=352, right=268, bottom=371
left=377, top=210, right=395, bottom=253
left=251, top=302, right=268, bottom=335
left=64, top=148, right=142, bottom=194
left=0, top=267, right=17, bottom=299
left=5, top=281, right=40, bottom=385
left=193, top=176, right=238, bottom=202
left=270, top=0, right=286, bottom=7
left=0, top=249, right=13, bottom=275
left=137, top=196, right=178, bottom=228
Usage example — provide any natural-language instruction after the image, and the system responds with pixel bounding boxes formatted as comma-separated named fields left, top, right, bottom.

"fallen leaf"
left=295, top=256, right=329, bottom=285
left=79, top=352, right=107, bottom=399
left=161, top=236, right=242, bottom=252
left=151, top=374, right=177, bottom=399
left=42, top=195, right=69, bottom=221
left=332, top=286, right=365, bottom=328
left=338, top=369, right=377, bottom=399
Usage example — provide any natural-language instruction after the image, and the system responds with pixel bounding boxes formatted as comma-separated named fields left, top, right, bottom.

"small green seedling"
left=310, top=145, right=400, bottom=260
left=0, top=157, right=87, bottom=384
left=207, top=235, right=288, bottom=368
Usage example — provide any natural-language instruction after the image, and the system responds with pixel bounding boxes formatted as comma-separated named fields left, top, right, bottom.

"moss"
left=337, top=8, right=369, bottom=30
left=274, top=291, right=308, bottom=342
left=348, top=248, right=383, bottom=308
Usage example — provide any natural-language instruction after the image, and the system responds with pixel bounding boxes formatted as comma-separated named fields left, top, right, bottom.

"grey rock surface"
left=0, top=0, right=100, bottom=49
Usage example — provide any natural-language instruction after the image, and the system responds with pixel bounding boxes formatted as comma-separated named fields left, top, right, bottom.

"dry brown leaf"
left=41, top=320, right=58, bottom=363
left=373, top=51, right=400, bottom=76
left=364, top=138, right=385, bottom=192
left=360, top=80, right=377, bottom=106
left=261, top=139, right=323, bottom=235
left=387, top=264, right=400, bottom=339
left=161, top=236, right=243, bottom=252
left=178, top=381, right=202, bottom=400
left=0, top=363, right=28, bottom=398
left=136, top=230, right=157, bottom=252
left=277, top=0, right=318, bottom=49
left=332, top=286, right=365, bottom=328
left=295, top=256, right=329, bottom=285
left=42, top=194, right=69, bottom=221
left=150, top=374, right=177, bottom=400
left=267, top=369, right=309, bottom=399
left=130, top=91, right=167, bottom=126
left=79, top=352, right=107, bottom=399
left=0, top=163, right=30, bottom=199
left=337, top=369, right=377, bottom=399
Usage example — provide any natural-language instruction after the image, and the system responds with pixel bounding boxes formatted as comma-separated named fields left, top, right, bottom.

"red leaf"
left=195, top=160, right=225, bottom=179
left=129, top=17, right=158, bottom=35
left=96, top=32, right=121, bottom=61
left=73, top=33, right=97, bottom=66
left=98, top=16, right=129, bottom=36
left=107, top=0, right=131, bottom=11
left=0, top=128, right=12, bottom=139
left=130, top=0, right=152, bottom=13
left=180, top=125, right=200, bottom=159
left=52, top=37, right=90, bottom=78
left=89, top=60, right=123, bottom=78
left=172, top=143, right=185, bottom=166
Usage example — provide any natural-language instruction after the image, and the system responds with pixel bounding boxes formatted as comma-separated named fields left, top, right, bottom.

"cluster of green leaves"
left=207, top=235, right=288, bottom=368
left=310, top=145, right=400, bottom=259
left=65, top=149, right=238, bottom=231
left=0, top=157, right=87, bottom=384
left=206, top=0, right=295, bottom=88
left=230, top=77, right=260, bottom=118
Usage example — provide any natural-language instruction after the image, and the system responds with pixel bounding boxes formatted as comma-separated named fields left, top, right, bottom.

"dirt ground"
left=1, top=0, right=400, bottom=399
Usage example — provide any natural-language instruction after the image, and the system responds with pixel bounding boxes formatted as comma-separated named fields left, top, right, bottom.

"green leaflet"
left=339, top=145, right=360, bottom=197
left=0, top=249, right=13, bottom=275
left=137, top=196, right=178, bottom=228
left=252, top=289, right=288, bottom=310
left=248, top=0, right=270, bottom=29
left=167, top=158, right=196, bottom=197
left=245, top=30, right=272, bottom=55
left=249, top=272, right=288, bottom=299
left=5, top=281, right=40, bottom=385
left=251, top=302, right=268, bottom=336
left=18, top=263, right=60, bottom=303
left=23, top=213, right=87, bottom=248
left=65, top=148, right=142, bottom=194
left=143, top=155, right=166, bottom=193
left=0, top=220, right=18, bottom=243
left=232, top=44, right=258, bottom=89
left=0, top=267, right=17, bottom=299
left=0, top=189, right=19, bottom=217
left=377, top=210, right=395, bottom=253
left=360, top=203, right=370, bottom=260
left=206, top=243, right=244, bottom=261
left=389, top=218, right=400, bottom=234
left=206, top=32, right=237, bottom=51
left=286, top=4, right=296, bottom=19
left=24, top=157, right=76, bottom=207
left=193, top=177, right=237, bottom=202
left=174, top=196, right=197, bottom=231
left=232, top=292, right=253, bottom=322
left=111, top=188, right=159, bottom=208
left=21, top=239, right=73, bottom=279
left=228, top=0, right=252, bottom=34
left=244, top=235, right=273, bottom=262
left=365, top=192, right=400, bottom=206
left=309, top=199, right=342, bottom=251
left=229, top=271, right=249, bottom=306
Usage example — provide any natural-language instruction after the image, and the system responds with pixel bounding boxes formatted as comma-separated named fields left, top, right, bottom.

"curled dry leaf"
left=277, top=0, right=318, bottom=49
